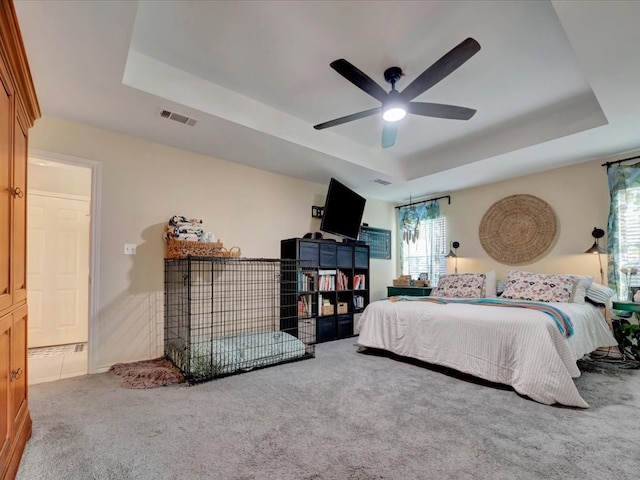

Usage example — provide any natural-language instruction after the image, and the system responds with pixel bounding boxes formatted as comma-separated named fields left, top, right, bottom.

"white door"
left=27, top=192, right=90, bottom=347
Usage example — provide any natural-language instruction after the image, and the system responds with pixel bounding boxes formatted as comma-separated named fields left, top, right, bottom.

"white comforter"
left=357, top=298, right=617, bottom=408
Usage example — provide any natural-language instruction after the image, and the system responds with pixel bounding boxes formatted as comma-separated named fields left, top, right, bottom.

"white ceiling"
left=13, top=0, right=640, bottom=202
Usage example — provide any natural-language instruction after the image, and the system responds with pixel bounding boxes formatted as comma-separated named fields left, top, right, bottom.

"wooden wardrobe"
left=0, top=1, right=40, bottom=479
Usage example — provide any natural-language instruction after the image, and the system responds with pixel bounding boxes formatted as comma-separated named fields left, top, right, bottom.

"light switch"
left=124, top=243, right=137, bottom=255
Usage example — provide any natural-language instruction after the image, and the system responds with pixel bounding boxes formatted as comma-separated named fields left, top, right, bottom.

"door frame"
left=29, top=149, right=101, bottom=374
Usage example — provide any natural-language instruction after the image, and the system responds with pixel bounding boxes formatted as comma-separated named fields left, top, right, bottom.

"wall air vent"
left=160, top=109, right=197, bottom=126
left=373, top=179, right=392, bottom=186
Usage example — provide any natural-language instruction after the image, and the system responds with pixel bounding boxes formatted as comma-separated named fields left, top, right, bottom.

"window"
left=607, top=163, right=640, bottom=300
left=397, top=201, right=447, bottom=286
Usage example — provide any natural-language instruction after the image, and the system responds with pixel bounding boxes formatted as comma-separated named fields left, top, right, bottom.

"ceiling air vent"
left=373, top=179, right=392, bottom=186
left=160, top=109, right=197, bottom=127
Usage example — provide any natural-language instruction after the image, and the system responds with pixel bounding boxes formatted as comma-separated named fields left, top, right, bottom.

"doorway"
left=26, top=157, right=92, bottom=384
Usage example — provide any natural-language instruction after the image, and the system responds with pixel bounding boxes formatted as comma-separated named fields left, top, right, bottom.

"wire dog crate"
left=164, top=257, right=315, bottom=383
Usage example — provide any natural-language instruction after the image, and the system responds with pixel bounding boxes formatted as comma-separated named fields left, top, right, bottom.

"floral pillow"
left=501, top=270, right=575, bottom=303
left=432, top=273, right=486, bottom=298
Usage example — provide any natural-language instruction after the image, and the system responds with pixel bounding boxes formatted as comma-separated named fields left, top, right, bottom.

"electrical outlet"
left=311, top=206, right=324, bottom=218
left=124, top=243, right=137, bottom=255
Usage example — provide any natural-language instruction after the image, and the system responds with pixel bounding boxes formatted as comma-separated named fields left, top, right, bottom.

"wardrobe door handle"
left=10, top=368, right=23, bottom=380
left=11, top=187, right=24, bottom=198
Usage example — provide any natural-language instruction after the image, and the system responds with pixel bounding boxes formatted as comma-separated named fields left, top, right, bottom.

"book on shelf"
left=298, top=271, right=315, bottom=292
left=353, top=274, right=366, bottom=290
left=298, top=295, right=311, bottom=316
left=318, top=272, right=336, bottom=291
left=336, top=269, right=349, bottom=290
left=317, top=269, right=337, bottom=275
left=353, top=295, right=364, bottom=309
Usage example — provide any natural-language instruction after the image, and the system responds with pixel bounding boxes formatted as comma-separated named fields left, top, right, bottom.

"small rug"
left=109, top=357, right=186, bottom=389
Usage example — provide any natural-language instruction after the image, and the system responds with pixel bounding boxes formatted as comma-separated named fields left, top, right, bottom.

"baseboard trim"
left=28, top=374, right=63, bottom=386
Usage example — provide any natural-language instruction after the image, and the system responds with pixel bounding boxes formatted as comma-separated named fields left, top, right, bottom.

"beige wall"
left=29, top=115, right=618, bottom=370
left=29, top=116, right=395, bottom=370
left=440, top=158, right=610, bottom=281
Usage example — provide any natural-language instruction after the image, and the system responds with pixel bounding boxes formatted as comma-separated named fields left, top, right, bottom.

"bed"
left=357, top=271, right=618, bottom=408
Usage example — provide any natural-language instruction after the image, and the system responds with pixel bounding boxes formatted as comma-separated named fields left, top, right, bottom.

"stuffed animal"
left=168, top=215, right=203, bottom=227
left=201, top=232, right=217, bottom=243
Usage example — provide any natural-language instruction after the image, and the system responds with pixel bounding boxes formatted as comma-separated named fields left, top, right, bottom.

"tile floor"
left=27, top=342, right=88, bottom=385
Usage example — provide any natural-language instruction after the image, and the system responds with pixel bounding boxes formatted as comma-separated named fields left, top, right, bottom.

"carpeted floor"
left=17, top=338, right=640, bottom=480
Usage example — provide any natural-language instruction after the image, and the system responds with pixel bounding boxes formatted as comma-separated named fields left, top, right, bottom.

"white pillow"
left=485, top=270, right=497, bottom=298
left=586, top=283, right=616, bottom=304
left=568, top=275, right=594, bottom=304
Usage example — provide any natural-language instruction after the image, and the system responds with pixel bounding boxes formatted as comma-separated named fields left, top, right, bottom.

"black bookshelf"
left=281, top=238, right=370, bottom=343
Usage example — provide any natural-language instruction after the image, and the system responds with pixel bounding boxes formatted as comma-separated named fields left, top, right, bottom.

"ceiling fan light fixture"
left=315, top=38, right=481, bottom=144
left=382, top=106, right=406, bottom=122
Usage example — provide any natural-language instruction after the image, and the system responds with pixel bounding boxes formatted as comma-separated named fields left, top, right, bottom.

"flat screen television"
left=320, top=178, right=366, bottom=241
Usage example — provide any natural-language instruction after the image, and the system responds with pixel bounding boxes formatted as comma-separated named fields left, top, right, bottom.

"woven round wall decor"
left=478, top=194, right=558, bottom=265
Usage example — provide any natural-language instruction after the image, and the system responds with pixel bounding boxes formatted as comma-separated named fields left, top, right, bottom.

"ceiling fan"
left=313, top=37, right=481, bottom=148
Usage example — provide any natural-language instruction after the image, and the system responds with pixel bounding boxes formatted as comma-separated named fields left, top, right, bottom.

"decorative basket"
left=214, top=246, right=242, bottom=258
left=166, top=238, right=224, bottom=259
left=392, top=275, right=412, bottom=287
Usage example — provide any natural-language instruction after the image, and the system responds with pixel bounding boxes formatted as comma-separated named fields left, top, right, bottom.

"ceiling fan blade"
left=400, top=38, right=481, bottom=102
left=381, top=122, right=398, bottom=148
left=330, top=59, right=389, bottom=103
left=313, top=107, right=381, bottom=130
left=408, top=102, right=476, bottom=120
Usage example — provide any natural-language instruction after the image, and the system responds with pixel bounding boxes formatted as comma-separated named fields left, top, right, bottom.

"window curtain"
left=397, top=200, right=445, bottom=285
left=607, top=162, right=640, bottom=300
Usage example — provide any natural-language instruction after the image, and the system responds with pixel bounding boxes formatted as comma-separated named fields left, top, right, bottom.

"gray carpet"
left=17, top=339, right=640, bottom=480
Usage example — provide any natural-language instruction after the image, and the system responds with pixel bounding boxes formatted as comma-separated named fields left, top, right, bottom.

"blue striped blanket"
left=390, top=296, right=574, bottom=337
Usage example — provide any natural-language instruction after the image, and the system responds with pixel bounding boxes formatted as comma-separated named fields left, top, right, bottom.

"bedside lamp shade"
left=445, top=241, right=460, bottom=258
left=585, top=227, right=606, bottom=254
left=445, top=241, right=460, bottom=273
left=584, top=227, right=606, bottom=284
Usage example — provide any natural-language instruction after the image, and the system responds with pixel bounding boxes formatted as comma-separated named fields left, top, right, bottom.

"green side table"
left=612, top=301, right=640, bottom=314
left=610, top=301, right=640, bottom=368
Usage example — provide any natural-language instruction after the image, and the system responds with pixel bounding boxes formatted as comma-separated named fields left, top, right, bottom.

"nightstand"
left=610, top=301, right=640, bottom=368
left=612, top=301, right=640, bottom=314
